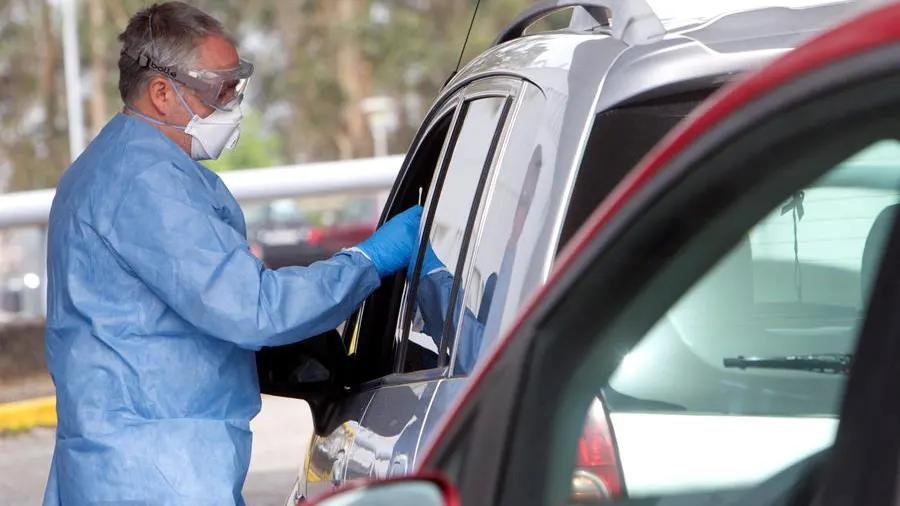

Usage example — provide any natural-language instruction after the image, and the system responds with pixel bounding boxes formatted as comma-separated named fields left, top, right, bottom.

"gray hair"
left=117, top=2, right=236, bottom=104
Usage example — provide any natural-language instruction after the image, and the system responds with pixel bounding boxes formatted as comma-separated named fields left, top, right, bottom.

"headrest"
left=861, top=204, right=899, bottom=303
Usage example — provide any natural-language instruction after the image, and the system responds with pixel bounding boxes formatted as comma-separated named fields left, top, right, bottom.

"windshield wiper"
left=722, top=353, right=851, bottom=375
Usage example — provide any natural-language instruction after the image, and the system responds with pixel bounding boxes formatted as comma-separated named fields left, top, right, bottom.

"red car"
left=300, top=2, right=900, bottom=505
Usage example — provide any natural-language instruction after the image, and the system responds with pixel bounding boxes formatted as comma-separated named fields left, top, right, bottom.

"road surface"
left=0, top=395, right=312, bottom=506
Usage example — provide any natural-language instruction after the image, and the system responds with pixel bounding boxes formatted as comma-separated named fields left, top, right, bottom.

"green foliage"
left=203, top=110, right=284, bottom=172
left=1, top=0, right=554, bottom=191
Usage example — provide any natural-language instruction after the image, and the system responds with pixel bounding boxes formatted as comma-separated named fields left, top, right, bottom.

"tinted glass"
left=404, top=97, right=508, bottom=371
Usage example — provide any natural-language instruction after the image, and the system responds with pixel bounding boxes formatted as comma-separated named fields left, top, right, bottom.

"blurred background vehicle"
left=247, top=192, right=389, bottom=269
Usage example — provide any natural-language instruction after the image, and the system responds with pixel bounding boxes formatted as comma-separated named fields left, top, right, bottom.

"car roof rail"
left=492, top=0, right=666, bottom=47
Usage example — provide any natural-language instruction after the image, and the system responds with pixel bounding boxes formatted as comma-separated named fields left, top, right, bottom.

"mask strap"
left=125, top=105, right=186, bottom=131
left=124, top=78, right=199, bottom=130
left=168, top=79, right=198, bottom=118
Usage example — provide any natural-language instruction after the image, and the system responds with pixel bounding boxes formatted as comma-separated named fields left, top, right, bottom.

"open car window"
left=400, top=94, right=512, bottom=373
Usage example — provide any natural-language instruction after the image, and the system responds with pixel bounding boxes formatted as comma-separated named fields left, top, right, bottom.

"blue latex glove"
left=356, top=205, right=423, bottom=277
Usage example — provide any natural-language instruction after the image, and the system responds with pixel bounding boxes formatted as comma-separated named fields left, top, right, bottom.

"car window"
left=401, top=96, right=509, bottom=372
left=566, top=139, right=900, bottom=500
left=242, top=203, right=268, bottom=227
left=268, top=199, right=306, bottom=224
left=606, top=139, right=900, bottom=419
left=450, top=144, right=543, bottom=376
left=342, top=105, right=458, bottom=383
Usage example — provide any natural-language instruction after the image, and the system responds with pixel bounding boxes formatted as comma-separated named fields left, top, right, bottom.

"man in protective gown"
left=41, top=3, right=422, bottom=505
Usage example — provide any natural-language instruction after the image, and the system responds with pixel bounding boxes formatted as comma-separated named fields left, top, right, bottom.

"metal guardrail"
left=0, top=155, right=405, bottom=228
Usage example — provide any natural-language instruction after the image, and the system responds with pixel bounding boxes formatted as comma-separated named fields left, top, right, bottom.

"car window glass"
left=403, top=96, right=508, bottom=372
left=567, top=139, right=900, bottom=502
left=450, top=144, right=543, bottom=376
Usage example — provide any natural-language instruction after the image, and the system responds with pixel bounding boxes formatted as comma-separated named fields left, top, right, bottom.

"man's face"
left=166, top=34, right=239, bottom=124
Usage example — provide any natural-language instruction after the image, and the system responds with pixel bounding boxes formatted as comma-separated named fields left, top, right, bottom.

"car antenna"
left=443, top=0, right=483, bottom=89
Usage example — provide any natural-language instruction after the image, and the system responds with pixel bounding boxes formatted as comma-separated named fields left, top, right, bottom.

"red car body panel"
left=416, top=0, right=900, bottom=471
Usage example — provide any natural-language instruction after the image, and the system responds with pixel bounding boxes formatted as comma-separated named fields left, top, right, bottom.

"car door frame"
left=417, top=6, right=900, bottom=506
left=348, top=76, right=528, bottom=482
left=394, top=76, right=525, bottom=374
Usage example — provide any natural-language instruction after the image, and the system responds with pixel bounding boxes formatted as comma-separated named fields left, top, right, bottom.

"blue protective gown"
left=42, top=113, right=381, bottom=506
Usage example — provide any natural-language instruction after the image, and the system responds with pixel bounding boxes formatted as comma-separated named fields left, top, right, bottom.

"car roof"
left=419, top=0, right=900, bottom=469
left=445, top=1, right=856, bottom=113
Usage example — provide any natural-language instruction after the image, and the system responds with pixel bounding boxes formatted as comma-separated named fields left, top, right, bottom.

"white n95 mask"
left=125, top=81, right=245, bottom=161
left=184, top=101, right=243, bottom=161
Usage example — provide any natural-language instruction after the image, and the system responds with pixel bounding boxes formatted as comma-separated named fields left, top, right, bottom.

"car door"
left=419, top=4, right=900, bottom=505
left=354, top=77, right=526, bottom=483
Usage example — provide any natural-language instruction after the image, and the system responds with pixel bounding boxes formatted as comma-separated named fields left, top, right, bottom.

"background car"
left=251, top=0, right=864, bottom=504
left=301, top=2, right=900, bottom=504
left=313, top=192, right=389, bottom=256
left=248, top=192, right=387, bottom=269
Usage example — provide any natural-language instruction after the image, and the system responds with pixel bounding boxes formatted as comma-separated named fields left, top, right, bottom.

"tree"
left=203, top=111, right=285, bottom=172
left=0, top=0, right=561, bottom=191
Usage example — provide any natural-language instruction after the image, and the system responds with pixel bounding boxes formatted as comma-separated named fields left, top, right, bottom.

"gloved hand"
left=406, top=240, right=446, bottom=280
left=356, top=205, right=423, bottom=278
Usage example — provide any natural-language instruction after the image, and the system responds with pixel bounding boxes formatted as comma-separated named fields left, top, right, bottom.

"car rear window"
left=560, top=88, right=718, bottom=251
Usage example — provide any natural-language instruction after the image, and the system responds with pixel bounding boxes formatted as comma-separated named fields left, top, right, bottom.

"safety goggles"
left=122, top=49, right=254, bottom=111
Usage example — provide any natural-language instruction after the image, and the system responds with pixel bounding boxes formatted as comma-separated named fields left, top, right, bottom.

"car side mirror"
left=256, top=328, right=348, bottom=433
left=307, top=476, right=456, bottom=506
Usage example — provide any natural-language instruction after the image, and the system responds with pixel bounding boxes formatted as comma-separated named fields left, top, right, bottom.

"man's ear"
left=147, top=75, right=174, bottom=116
